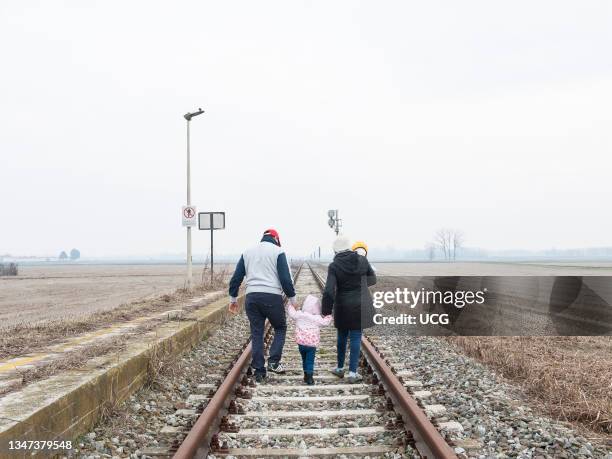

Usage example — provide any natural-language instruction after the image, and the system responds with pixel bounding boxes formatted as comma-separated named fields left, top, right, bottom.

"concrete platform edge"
left=0, top=295, right=240, bottom=458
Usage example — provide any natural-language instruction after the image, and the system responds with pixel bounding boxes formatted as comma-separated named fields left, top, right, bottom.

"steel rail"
left=173, top=339, right=251, bottom=459
left=173, top=263, right=304, bottom=459
left=308, top=262, right=457, bottom=459
left=360, top=337, right=457, bottom=459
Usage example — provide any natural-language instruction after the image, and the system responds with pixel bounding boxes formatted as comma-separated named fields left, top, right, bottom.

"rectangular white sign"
left=198, top=212, right=226, bottom=230
left=182, top=206, right=197, bottom=227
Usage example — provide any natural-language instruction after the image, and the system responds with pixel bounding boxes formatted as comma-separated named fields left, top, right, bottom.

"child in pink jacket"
left=287, top=294, right=332, bottom=385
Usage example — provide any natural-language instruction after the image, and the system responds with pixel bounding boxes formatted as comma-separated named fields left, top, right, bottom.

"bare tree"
left=434, top=229, right=452, bottom=261
left=434, top=228, right=465, bottom=261
left=451, top=230, right=464, bottom=261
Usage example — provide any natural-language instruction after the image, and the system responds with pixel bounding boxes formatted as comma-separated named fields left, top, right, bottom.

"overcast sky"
left=1, top=1, right=611, bottom=258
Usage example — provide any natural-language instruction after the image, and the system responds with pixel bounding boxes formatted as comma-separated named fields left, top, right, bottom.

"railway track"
left=169, top=262, right=457, bottom=459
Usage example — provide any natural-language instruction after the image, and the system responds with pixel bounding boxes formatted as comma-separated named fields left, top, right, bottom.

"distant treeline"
left=368, top=246, right=612, bottom=261
left=0, top=262, right=18, bottom=276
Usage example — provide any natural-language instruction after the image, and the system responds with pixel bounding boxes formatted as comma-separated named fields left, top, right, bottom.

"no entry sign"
left=182, top=206, right=197, bottom=227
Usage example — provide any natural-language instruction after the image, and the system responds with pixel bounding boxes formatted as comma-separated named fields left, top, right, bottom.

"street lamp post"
left=184, top=108, right=204, bottom=289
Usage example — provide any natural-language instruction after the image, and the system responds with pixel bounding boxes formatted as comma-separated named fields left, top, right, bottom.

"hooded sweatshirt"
left=228, top=235, right=296, bottom=303
left=322, top=250, right=377, bottom=330
left=287, top=294, right=332, bottom=347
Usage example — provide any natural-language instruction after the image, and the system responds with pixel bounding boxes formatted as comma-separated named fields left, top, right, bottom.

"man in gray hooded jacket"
left=229, top=229, right=297, bottom=382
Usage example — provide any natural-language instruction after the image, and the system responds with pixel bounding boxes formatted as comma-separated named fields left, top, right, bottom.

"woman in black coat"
left=322, top=236, right=376, bottom=383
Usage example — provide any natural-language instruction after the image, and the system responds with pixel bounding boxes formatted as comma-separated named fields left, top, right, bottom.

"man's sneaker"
left=346, top=372, right=363, bottom=384
left=330, top=367, right=345, bottom=378
left=267, top=361, right=286, bottom=374
left=304, top=373, right=315, bottom=385
left=254, top=373, right=268, bottom=383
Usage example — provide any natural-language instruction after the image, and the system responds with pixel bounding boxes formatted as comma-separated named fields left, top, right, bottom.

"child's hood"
left=302, top=294, right=322, bottom=315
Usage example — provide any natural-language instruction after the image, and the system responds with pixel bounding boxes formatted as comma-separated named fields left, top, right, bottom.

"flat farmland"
left=3, top=261, right=611, bottom=330
left=0, top=263, right=230, bottom=329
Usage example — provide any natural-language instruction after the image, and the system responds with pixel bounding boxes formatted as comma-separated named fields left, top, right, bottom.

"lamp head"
left=184, top=108, right=205, bottom=121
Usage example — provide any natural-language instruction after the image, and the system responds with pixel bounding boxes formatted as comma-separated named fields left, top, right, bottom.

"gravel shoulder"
left=376, top=335, right=612, bottom=458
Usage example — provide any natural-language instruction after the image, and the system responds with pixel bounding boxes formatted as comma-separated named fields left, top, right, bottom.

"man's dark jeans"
left=245, top=292, right=286, bottom=376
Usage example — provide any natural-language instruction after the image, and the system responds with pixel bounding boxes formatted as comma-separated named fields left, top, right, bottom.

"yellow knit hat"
left=352, top=241, right=368, bottom=255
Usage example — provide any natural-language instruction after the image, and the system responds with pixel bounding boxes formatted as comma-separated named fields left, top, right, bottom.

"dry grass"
left=199, top=261, right=230, bottom=289
left=0, top=308, right=226, bottom=397
left=445, top=336, right=612, bottom=435
left=0, top=266, right=229, bottom=360
left=18, top=336, right=129, bottom=386
left=0, top=318, right=168, bottom=397
left=144, top=335, right=181, bottom=389
left=0, top=292, right=176, bottom=359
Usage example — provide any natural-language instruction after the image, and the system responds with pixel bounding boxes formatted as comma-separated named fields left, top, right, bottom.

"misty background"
left=1, top=1, right=611, bottom=261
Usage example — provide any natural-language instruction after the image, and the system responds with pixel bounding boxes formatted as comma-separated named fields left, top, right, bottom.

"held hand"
left=229, top=302, right=239, bottom=315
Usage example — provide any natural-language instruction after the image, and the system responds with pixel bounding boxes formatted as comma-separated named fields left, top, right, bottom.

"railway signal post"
left=328, top=209, right=342, bottom=235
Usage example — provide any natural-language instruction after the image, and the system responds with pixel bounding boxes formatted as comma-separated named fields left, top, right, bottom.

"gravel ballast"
left=372, top=334, right=612, bottom=459
left=71, top=315, right=251, bottom=458
left=71, top=263, right=611, bottom=459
